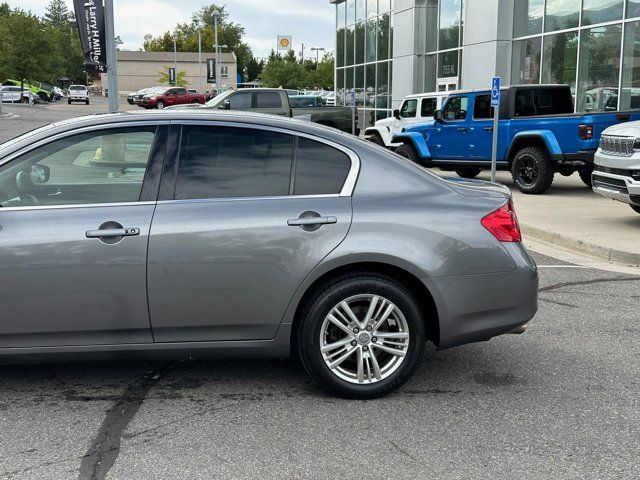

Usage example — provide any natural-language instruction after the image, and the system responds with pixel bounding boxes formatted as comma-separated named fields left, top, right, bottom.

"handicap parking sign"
left=491, top=77, right=501, bottom=107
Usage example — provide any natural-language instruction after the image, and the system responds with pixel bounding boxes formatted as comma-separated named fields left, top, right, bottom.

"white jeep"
left=364, top=91, right=453, bottom=148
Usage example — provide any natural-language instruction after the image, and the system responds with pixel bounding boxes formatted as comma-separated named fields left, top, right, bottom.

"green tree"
left=245, top=57, right=264, bottom=82
left=44, top=0, right=72, bottom=29
left=157, top=67, right=189, bottom=87
left=260, top=55, right=307, bottom=89
left=307, top=53, right=335, bottom=90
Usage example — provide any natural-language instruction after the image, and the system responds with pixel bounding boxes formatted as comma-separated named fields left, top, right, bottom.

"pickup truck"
left=139, top=87, right=206, bottom=109
left=592, top=122, right=640, bottom=215
left=364, top=91, right=451, bottom=147
left=3, top=79, right=53, bottom=102
left=392, top=84, right=640, bottom=194
left=185, top=88, right=357, bottom=134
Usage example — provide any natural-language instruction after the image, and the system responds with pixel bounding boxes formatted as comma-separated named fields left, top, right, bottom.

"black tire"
left=511, top=146, right=555, bottom=194
left=630, top=205, right=640, bottom=215
left=395, top=143, right=423, bottom=165
left=578, top=166, right=593, bottom=187
left=297, top=273, right=426, bottom=399
left=368, top=134, right=385, bottom=147
left=156, top=100, right=165, bottom=110
left=86, top=100, right=90, bottom=105
left=455, top=167, right=482, bottom=179
left=67, top=100, right=71, bottom=104
left=38, top=92, right=48, bottom=102
left=191, top=100, right=200, bottom=104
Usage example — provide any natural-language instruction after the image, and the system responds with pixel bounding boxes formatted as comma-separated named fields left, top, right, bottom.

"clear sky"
left=5, top=0, right=336, bottom=59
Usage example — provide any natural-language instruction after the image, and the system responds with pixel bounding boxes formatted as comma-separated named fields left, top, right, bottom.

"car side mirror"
left=29, top=164, right=50, bottom=184
left=433, top=110, right=443, bottom=122
left=393, top=109, right=400, bottom=120
left=218, top=100, right=231, bottom=110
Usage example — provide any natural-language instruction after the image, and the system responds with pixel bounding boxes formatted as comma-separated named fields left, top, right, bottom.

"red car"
left=140, top=87, right=205, bottom=109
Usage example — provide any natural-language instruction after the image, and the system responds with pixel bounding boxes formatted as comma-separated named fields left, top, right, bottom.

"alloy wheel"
left=518, top=154, right=539, bottom=185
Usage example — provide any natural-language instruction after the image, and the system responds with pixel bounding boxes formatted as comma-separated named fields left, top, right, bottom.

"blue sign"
left=350, top=89, right=355, bottom=107
left=491, top=77, right=501, bottom=107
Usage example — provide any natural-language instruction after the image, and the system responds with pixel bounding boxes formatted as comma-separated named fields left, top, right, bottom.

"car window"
left=442, top=96, right=468, bottom=120
left=256, top=92, right=282, bottom=108
left=0, top=127, right=156, bottom=207
left=229, top=92, right=253, bottom=109
left=420, top=98, right=438, bottom=117
left=400, top=99, right=418, bottom=118
left=473, top=94, right=494, bottom=119
left=174, top=88, right=186, bottom=96
left=294, top=138, right=351, bottom=195
left=174, top=126, right=294, bottom=199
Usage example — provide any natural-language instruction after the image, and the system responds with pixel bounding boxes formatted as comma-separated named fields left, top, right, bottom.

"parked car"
left=0, top=111, right=537, bottom=398
left=392, top=84, right=640, bottom=194
left=0, top=86, right=33, bottom=103
left=3, top=79, right=53, bottom=101
left=139, top=87, right=206, bottom=109
left=592, top=122, right=640, bottom=215
left=325, top=91, right=336, bottom=106
left=191, top=88, right=357, bottom=134
left=127, top=87, right=153, bottom=105
left=364, top=91, right=452, bottom=148
left=67, top=85, right=90, bottom=105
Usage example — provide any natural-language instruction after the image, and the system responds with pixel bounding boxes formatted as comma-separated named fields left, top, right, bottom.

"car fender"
left=508, top=130, right=563, bottom=162
left=392, top=132, right=431, bottom=159
left=364, top=126, right=394, bottom=146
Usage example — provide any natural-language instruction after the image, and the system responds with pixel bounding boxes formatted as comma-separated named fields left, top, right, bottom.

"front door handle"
left=86, top=227, right=140, bottom=238
left=457, top=127, right=467, bottom=133
left=287, top=216, right=337, bottom=227
left=484, top=126, right=493, bottom=132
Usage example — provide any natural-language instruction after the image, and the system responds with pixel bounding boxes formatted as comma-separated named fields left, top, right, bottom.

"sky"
left=6, top=0, right=336, bottom=59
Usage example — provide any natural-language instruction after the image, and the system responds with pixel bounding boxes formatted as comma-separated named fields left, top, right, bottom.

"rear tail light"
left=481, top=200, right=522, bottom=243
left=578, top=124, right=593, bottom=140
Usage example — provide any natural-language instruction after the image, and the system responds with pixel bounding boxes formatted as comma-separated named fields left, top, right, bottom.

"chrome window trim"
left=157, top=194, right=341, bottom=206
left=171, top=119, right=361, bottom=197
left=0, top=201, right=156, bottom=212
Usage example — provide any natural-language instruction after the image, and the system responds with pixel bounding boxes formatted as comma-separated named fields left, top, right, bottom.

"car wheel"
left=86, top=100, right=90, bottom=105
left=455, top=168, right=482, bottom=179
left=68, top=100, right=71, bottom=104
left=38, top=92, right=48, bottom=102
left=297, top=274, right=426, bottom=399
left=630, top=205, right=640, bottom=215
left=191, top=100, right=200, bottom=104
left=511, top=146, right=554, bottom=194
left=395, top=143, right=423, bottom=166
left=578, top=166, right=593, bottom=187
left=156, top=101, right=165, bottom=109
left=368, top=134, right=385, bottom=147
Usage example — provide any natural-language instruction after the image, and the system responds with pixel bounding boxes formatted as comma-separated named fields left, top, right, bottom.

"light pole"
left=213, top=9, right=220, bottom=94
left=197, top=23, right=204, bottom=92
left=172, top=30, right=178, bottom=86
left=104, top=0, right=120, bottom=113
left=310, top=47, right=325, bottom=64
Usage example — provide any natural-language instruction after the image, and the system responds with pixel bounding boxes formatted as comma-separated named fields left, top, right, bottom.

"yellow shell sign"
left=277, top=35, right=292, bottom=51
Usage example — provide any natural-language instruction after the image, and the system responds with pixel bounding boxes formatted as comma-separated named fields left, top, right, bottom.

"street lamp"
left=213, top=9, right=220, bottom=93
left=172, top=30, right=178, bottom=86
left=197, top=23, right=204, bottom=92
left=310, top=47, right=325, bottom=64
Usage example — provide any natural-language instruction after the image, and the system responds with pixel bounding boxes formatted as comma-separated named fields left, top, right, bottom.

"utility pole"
left=104, top=0, right=118, bottom=113
left=311, top=47, right=325, bottom=64
left=173, top=31, right=178, bottom=85
left=197, top=24, right=204, bottom=92
left=213, top=10, right=220, bottom=94
left=301, top=43, right=304, bottom=64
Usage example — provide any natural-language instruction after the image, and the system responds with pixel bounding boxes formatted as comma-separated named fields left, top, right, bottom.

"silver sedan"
left=0, top=111, right=538, bottom=398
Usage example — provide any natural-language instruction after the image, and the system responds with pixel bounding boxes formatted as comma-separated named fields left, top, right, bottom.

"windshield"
left=203, top=89, right=236, bottom=108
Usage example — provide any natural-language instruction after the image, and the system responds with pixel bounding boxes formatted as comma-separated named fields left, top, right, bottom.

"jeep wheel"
left=395, top=144, right=422, bottom=165
left=455, top=168, right=482, bottom=179
left=368, top=134, right=384, bottom=147
left=511, top=146, right=554, bottom=194
left=578, top=166, right=593, bottom=187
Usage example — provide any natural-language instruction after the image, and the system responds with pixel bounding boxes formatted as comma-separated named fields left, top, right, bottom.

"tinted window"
left=175, top=126, right=294, bottom=199
left=420, top=98, right=437, bottom=117
left=400, top=99, right=417, bottom=118
left=256, top=92, right=282, bottom=108
left=442, top=96, right=468, bottom=120
left=473, top=94, right=493, bottom=119
left=0, top=127, right=156, bottom=207
left=294, top=138, right=351, bottom=195
left=514, top=88, right=573, bottom=116
left=229, top=92, right=253, bottom=109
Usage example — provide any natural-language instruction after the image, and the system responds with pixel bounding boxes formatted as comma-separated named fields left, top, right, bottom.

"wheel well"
left=508, top=137, right=548, bottom=164
left=291, top=262, right=440, bottom=352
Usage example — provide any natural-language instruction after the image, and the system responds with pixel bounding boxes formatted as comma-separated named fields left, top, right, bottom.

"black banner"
left=73, top=0, right=107, bottom=72
left=206, top=58, right=216, bottom=83
left=169, top=67, right=176, bottom=85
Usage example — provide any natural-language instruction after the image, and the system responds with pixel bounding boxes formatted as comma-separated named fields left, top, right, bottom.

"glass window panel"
left=577, top=25, right=622, bottom=112
left=337, top=1, right=346, bottom=27
left=377, top=13, right=390, bottom=60
left=424, top=54, right=437, bottom=92
left=294, top=138, right=351, bottom=195
left=366, top=63, right=376, bottom=107
left=255, top=92, right=281, bottom=108
left=355, top=22, right=365, bottom=64
left=175, top=127, right=293, bottom=200
left=513, top=0, right=544, bottom=37
left=336, top=68, right=345, bottom=106
left=620, top=20, right=640, bottom=110
left=400, top=99, right=418, bottom=118
left=545, top=0, right=580, bottom=32
left=442, top=96, right=468, bottom=120
left=376, top=61, right=389, bottom=109
left=628, top=0, right=640, bottom=18
left=347, top=0, right=356, bottom=24
left=379, top=0, right=391, bottom=13
left=367, top=0, right=377, bottom=17
left=439, top=0, right=462, bottom=50
left=421, top=98, right=438, bottom=117
left=355, top=65, right=365, bottom=107
left=426, top=0, right=438, bottom=52
left=365, top=19, right=377, bottom=63
left=511, top=37, right=541, bottom=84
left=229, top=91, right=252, bottom=109
left=438, top=49, right=459, bottom=78
left=389, top=10, right=394, bottom=58
left=376, top=110, right=390, bottom=121
left=336, top=28, right=345, bottom=68
left=583, top=0, right=623, bottom=25
left=356, top=0, right=366, bottom=22
left=346, top=25, right=355, bottom=66
left=346, top=66, right=355, bottom=94
left=542, top=31, right=578, bottom=96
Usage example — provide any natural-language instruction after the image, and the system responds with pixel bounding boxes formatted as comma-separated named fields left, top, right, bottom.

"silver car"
left=0, top=111, right=537, bottom=398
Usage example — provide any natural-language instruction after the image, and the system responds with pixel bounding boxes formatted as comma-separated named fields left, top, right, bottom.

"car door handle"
left=86, top=227, right=140, bottom=238
left=457, top=127, right=467, bottom=133
left=287, top=216, right=337, bottom=227
left=484, top=126, right=493, bottom=132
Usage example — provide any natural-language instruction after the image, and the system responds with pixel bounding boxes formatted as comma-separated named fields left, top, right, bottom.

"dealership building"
left=331, top=0, right=640, bottom=128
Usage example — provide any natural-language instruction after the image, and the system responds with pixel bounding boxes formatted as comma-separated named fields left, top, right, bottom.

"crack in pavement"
left=539, top=297, right=579, bottom=309
left=539, top=276, right=639, bottom=293
left=77, top=365, right=168, bottom=480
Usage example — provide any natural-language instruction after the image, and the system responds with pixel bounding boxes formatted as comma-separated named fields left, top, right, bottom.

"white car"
left=364, top=91, right=454, bottom=148
left=68, top=85, right=89, bottom=105
left=592, top=121, right=640, bottom=215
left=0, top=86, right=33, bottom=103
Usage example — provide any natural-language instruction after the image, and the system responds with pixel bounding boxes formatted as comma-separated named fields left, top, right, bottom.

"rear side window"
left=514, top=88, right=573, bottom=116
left=294, top=138, right=351, bottom=195
left=175, top=126, right=294, bottom=199
left=473, top=94, right=494, bottom=119
left=229, top=92, right=253, bottom=109
left=420, top=98, right=437, bottom=117
left=256, top=92, right=282, bottom=108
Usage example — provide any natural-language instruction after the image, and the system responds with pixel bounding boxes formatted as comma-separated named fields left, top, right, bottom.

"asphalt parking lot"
left=0, top=100, right=639, bottom=479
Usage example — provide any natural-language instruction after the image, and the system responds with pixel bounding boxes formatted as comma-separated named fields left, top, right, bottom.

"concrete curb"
left=521, top=223, right=640, bottom=267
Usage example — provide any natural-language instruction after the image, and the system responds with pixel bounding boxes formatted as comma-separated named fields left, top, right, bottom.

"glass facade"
left=512, top=0, right=640, bottom=111
left=336, top=0, right=394, bottom=129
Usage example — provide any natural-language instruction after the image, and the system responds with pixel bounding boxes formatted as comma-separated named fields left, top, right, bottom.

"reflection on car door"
left=147, top=125, right=354, bottom=342
left=429, top=95, right=469, bottom=160
left=0, top=125, right=167, bottom=348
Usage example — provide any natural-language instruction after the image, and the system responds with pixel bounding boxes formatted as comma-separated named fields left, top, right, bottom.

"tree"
left=157, top=67, right=189, bottom=87
left=260, top=56, right=307, bottom=89
left=245, top=57, right=264, bottom=82
left=44, top=0, right=72, bottom=29
left=307, top=53, right=335, bottom=90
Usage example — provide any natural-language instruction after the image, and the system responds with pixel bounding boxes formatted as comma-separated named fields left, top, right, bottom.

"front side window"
left=400, top=99, right=418, bottom=118
left=442, top=96, right=468, bottom=120
left=294, top=138, right=351, bottom=195
left=0, top=127, right=156, bottom=207
left=174, top=126, right=294, bottom=200
left=229, top=92, right=253, bottom=109
left=421, top=98, right=438, bottom=117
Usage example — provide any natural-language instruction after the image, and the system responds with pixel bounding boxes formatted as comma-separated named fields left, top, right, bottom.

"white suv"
left=592, top=121, right=640, bottom=215
left=364, top=91, right=453, bottom=148
left=68, top=85, right=89, bottom=105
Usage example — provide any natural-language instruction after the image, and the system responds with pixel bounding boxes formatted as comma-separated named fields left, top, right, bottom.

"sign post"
left=350, top=89, right=356, bottom=136
left=169, top=67, right=176, bottom=86
left=490, top=76, right=501, bottom=183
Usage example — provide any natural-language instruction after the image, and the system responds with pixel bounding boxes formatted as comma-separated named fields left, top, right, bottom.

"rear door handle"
left=484, top=126, right=493, bottom=132
left=86, top=227, right=140, bottom=238
left=287, top=216, right=337, bottom=227
left=457, top=127, right=467, bottom=133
